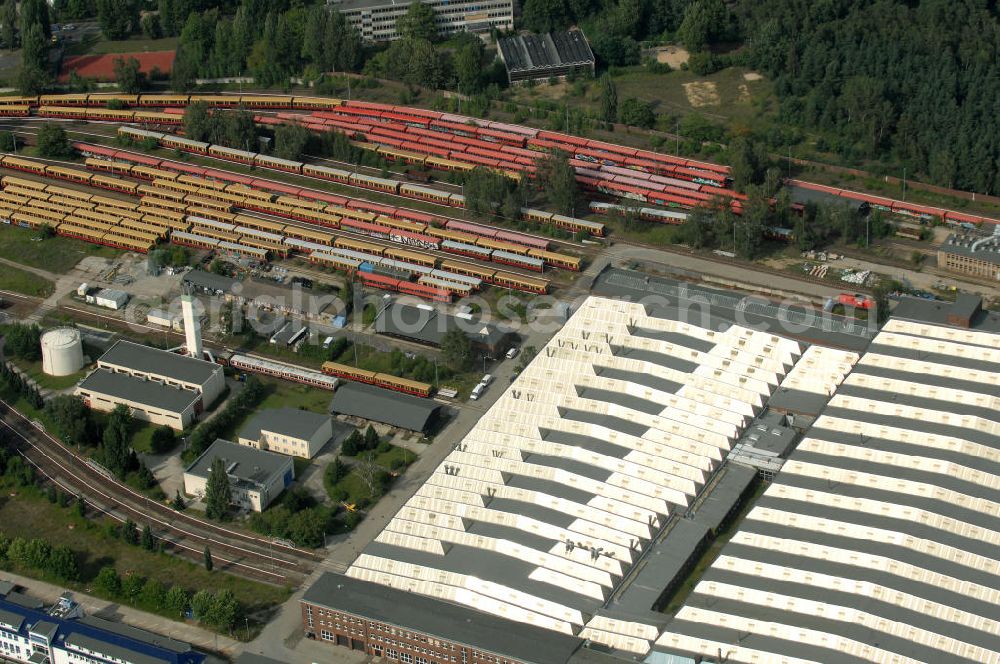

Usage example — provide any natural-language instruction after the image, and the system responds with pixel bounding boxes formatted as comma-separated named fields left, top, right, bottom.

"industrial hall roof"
left=654, top=314, right=1000, bottom=664
left=344, top=295, right=823, bottom=655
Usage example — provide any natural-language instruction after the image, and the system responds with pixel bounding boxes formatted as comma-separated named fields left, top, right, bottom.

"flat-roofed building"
left=77, top=368, right=202, bottom=429
left=183, top=439, right=294, bottom=512
left=327, top=0, right=512, bottom=42
left=237, top=407, right=333, bottom=459
left=301, top=572, right=584, bottom=664
left=498, top=30, right=595, bottom=84
left=76, top=340, right=225, bottom=429
left=339, top=295, right=823, bottom=656
left=653, top=298, right=1000, bottom=664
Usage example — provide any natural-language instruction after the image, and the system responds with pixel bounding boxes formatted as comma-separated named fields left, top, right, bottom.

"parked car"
left=470, top=383, right=485, bottom=400
left=481, top=374, right=493, bottom=386
left=505, top=347, right=519, bottom=359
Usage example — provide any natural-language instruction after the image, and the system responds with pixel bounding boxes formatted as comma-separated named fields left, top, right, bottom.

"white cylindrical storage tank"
left=41, top=328, right=84, bottom=377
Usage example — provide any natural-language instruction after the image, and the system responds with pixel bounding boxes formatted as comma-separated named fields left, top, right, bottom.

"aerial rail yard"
left=106, top=129, right=607, bottom=238
left=0, top=156, right=554, bottom=299
left=2, top=152, right=574, bottom=278
left=1, top=92, right=997, bottom=229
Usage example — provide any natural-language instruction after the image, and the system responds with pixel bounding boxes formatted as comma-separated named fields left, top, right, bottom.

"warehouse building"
left=329, top=381, right=442, bottom=433
left=651, top=296, right=1000, bottom=664
left=937, top=228, right=1000, bottom=280
left=327, top=0, right=513, bottom=42
left=238, top=407, right=333, bottom=459
left=498, top=30, right=595, bottom=84
left=76, top=340, right=225, bottom=429
left=301, top=572, right=584, bottom=664
left=183, top=439, right=294, bottom=512
left=326, top=295, right=850, bottom=656
left=375, top=301, right=514, bottom=358
left=0, top=586, right=204, bottom=664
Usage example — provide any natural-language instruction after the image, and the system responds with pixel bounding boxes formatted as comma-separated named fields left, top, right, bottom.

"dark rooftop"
left=98, top=340, right=220, bottom=385
left=498, top=30, right=595, bottom=73
left=592, top=267, right=876, bottom=352
left=302, top=573, right=584, bottom=664
left=77, top=369, right=201, bottom=414
left=182, top=269, right=237, bottom=294
left=375, top=301, right=510, bottom=349
left=239, top=407, right=330, bottom=443
left=329, top=381, right=441, bottom=432
left=185, top=439, right=292, bottom=488
left=891, top=294, right=1000, bottom=334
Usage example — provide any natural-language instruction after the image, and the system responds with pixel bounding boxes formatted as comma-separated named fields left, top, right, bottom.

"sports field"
left=59, top=50, right=175, bottom=82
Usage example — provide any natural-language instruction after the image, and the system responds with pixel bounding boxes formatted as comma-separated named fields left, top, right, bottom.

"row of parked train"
left=74, top=145, right=580, bottom=273
left=116, top=127, right=606, bottom=238
left=0, top=153, right=554, bottom=297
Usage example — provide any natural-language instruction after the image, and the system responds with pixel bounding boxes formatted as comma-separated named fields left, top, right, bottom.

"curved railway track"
left=0, top=398, right=322, bottom=585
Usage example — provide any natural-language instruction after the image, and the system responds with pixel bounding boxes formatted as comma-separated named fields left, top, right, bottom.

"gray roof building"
left=77, top=369, right=202, bottom=414
left=302, top=572, right=584, bottom=664
left=98, top=340, right=219, bottom=386
left=375, top=301, right=513, bottom=355
left=239, top=408, right=331, bottom=444
left=182, top=269, right=238, bottom=296
left=329, top=381, right=441, bottom=432
left=185, top=440, right=292, bottom=490
left=592, top=267, right=877, bottom=352
left=498, top=30, right=596, bottom=84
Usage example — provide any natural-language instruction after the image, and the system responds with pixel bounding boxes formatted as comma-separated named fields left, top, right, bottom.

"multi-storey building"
left=183, top=439, right=295, bottom=512
left=237, top=407, right=333, bottom=459
left=301, top=573, right=584, bottom=664
left=327, top=0, right=513, bottom=42
left=0, top=588, right=204, bottom=664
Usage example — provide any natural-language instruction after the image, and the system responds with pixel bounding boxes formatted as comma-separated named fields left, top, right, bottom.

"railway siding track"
left=0, top=398, right=322, bottom=585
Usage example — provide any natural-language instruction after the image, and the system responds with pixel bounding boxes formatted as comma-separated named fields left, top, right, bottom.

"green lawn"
left=65, top=35, right=179, bottom=57
left=130, top=422, right=158, bottom=454
left=209, top=376, right=332, bottom=444
left=0, top=225, right=119, bottom=273
left=328, top=443, right=415, bottom=508
left=9, top=358, right=88, bottom=391
left=0, top=264, right=54, bottom=297
left=0, top=482, right=289, bottom=630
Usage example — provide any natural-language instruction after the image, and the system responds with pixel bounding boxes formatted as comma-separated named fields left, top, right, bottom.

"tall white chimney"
left=181, top=292, right=203, bottom=359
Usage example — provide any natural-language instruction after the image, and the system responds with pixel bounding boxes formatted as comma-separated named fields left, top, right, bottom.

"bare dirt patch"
left=743, top=72, right=764, bottom=81
left=650, top=45, right=690, bottom=68
left=682, top=81, right=720, bottom=107
left=737, top=84, right=751, bottom=102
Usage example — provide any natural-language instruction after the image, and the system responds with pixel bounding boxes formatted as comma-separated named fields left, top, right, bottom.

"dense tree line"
left=739, top=0, right=1000, bottom=193
left=169, top=2, right=361, bottom=89
left=185, top=374, right=263, bottom=460
left=248, top=487, right=332, bottom=548
left=0, top=532, right=79, bottom=582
